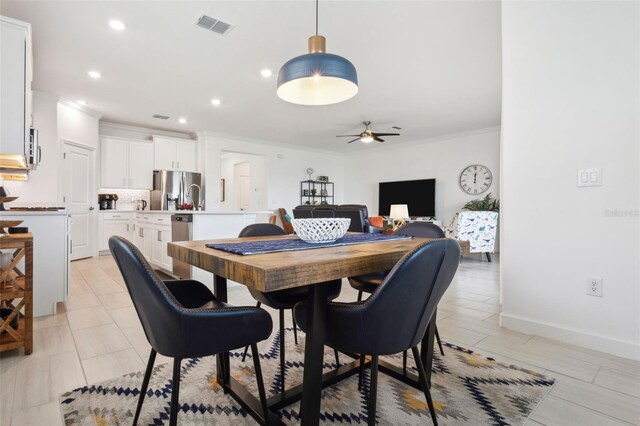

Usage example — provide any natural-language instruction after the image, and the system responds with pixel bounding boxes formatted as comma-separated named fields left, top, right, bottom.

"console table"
left=0, top=234, right=33, bottom=354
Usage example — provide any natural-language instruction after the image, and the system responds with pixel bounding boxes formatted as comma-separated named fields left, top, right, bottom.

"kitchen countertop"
left=1, top=210, right=69, bottom=216
left=104, top=210, right=273, bottom=215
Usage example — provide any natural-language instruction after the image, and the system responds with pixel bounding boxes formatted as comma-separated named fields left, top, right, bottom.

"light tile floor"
left=1, top=255, right=639, bottom=426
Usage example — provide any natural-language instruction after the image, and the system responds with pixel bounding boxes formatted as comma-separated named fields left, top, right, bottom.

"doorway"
left=220, top=151, right=267, bottom=211
left=234, top=162, right=251, bottom=211
left=61, top=140, right=96, bottom=260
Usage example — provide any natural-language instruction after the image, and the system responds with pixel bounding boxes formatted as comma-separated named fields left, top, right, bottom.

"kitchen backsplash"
left=98, top=189, right=150, bottom=210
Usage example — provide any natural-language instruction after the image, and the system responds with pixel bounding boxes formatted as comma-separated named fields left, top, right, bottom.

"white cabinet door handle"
left=177, top=161, right=180, bottom=169
left=157, top=230, right=162, bottom=242
left=172, top=161, right=175, bottom=169
left=139, top=228, right=143, bottom=237
left=127, top=224, right=129, bottom=232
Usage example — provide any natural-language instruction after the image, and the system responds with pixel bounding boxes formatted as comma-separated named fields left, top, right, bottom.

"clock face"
left=459, top=165, right=492, bottom=195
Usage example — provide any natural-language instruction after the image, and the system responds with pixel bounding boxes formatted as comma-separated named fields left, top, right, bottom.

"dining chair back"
left=394, top=222, right=445, bottom=238
left=109, top=236, right=274, bottom=426
left=294, top=239, right=460, bottom=426
left=239, top=223, right=287, bottom=237
left=320, top=239, right=460, bottom=356
left=237, top=223, right=342, bottom=393
left=108, top=236, right=183, bottom=357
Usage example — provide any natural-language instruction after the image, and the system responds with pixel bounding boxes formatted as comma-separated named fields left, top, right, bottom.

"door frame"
left=59, top=138, right=97, bottom=259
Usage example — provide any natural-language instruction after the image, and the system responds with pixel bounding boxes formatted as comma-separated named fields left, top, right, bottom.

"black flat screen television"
left=378, top=179, right=436, bottom=217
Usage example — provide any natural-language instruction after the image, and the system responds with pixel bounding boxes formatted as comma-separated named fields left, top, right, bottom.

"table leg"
left=300, top=282, right=329, bottom=425
left=420, top=309, right=437, bottom=387
left=214, top=275, right=229, bottom=388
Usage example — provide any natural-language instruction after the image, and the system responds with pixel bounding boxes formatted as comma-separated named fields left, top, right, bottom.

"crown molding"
left=100, top=121, right=194, bottom=140
left=57, top=97, right=103, bottom=119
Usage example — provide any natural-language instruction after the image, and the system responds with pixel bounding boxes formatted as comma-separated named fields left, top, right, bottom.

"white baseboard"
left=500, top=312, right=640, bottom=361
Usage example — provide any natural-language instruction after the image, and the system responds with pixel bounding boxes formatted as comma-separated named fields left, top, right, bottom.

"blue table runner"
left=206, top=233, right=411, bottom=255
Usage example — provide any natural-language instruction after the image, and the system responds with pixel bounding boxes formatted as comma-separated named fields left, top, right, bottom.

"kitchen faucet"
left=186, top=184, right=204, bottom=210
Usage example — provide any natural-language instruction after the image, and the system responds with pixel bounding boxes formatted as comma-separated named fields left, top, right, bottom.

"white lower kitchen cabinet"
left=132, top=212, right=172, bottom=273
left=98, top=211, right=133, bottom=253
left=150, top=225, right=172, bottom=272
left=0, top=211, right=69, bottom=317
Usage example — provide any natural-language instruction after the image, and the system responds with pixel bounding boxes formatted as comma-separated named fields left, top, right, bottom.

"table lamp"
left=389, top=204, right=409, bottom=230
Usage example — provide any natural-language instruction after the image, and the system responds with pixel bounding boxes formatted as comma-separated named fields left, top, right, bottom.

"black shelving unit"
left=300, top=180, right=334, bottom=205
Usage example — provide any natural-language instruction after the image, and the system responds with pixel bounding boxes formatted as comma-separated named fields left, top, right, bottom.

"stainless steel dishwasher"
left=171, top=214, right=193, bottom=279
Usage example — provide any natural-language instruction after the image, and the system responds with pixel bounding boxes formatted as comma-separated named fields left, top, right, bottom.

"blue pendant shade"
left=277, top=52, right=358, bottom=106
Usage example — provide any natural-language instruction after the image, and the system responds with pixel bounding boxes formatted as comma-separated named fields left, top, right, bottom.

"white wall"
left=501, top=1, right=640, bottom=359
left=4, top=94, right=101, bottom=205
left=57, top=100, right=100, bottom=149
left=4, top=91, right=59, bottom=205
left=197, top=131, right=345, bottom=214
left=342, top=127, right=500, bottom=225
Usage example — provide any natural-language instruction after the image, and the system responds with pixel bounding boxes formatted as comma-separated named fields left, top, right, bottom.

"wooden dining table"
left=168, top=234, right=436, bottom=425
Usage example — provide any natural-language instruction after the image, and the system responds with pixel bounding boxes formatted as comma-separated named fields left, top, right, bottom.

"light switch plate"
left=577, top=168, right=602, bottom=187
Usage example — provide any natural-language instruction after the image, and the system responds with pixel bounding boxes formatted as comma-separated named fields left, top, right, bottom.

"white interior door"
left=234, top=162, right=251, bottom=211
left=62, top=141, right=96, bottom=260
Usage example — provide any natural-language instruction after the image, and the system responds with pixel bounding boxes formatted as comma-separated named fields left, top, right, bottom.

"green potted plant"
left=462, top=193, right=499, bottom=212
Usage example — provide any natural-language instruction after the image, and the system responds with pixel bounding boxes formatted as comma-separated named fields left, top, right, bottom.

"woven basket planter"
left=291, top=218, right=350, bottom=243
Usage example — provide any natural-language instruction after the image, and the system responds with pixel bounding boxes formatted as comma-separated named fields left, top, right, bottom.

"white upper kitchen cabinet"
left=100, top=137, right=153, bottom=189
left=128, top=140, right=154, bottom=188
left=0, top=16, right=32, bottom=159
left=153, top=135, right=197, bottom=172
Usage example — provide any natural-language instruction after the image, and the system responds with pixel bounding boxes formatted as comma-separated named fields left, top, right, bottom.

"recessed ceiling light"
left=210, top=98, right=221, bottom=106
left=109, top=20, right=126, bottom=31
left=88, top=70, right=101, bottom=79
left=261, top=69, right=273, bottom=78
left=77, top=100, right=88, bottom=106
left=178, top=118, right=187, bottom=124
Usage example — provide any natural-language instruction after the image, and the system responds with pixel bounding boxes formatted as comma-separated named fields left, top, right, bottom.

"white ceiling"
left=2, top=1, right=502, bottom=153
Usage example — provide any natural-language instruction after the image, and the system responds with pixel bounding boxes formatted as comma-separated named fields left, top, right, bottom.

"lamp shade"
left=389, top=204, right=409, bottom=220
left=277, top=52, right=358, bottom=106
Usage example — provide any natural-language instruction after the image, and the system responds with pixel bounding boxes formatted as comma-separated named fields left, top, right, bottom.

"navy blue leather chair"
left=294, top=239, right=461, bottom=426
left=238, top=223, right=342, bottom=393
left=108, top=236, right=273, bottom=426
left=349, top=222, right=447, bottom=357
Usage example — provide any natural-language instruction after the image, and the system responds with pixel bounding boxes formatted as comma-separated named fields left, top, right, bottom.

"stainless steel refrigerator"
left=151, top=170, right=202, bottom=210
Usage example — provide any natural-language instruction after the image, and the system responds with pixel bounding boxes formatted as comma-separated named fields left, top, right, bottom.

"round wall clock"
left=459, top=164, right=492, bottom=195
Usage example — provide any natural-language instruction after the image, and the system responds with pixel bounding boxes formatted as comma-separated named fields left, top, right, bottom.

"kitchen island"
left=101, top=210, right=273, bottom=288
left=0, top=211, right=69, bottom=317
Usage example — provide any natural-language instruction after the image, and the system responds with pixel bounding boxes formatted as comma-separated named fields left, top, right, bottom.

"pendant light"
left=277, top=0, right=358, bottom=106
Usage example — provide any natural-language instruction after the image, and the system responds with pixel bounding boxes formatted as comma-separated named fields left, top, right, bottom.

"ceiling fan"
left=337, top=121, right=401, bottom=144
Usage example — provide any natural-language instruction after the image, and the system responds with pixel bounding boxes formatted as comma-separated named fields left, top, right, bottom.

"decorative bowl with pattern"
left=291, top=218, right=350, bottom=243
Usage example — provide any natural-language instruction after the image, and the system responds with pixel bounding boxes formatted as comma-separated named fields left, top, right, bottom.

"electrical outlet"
left=586, top=277, right=603, bottom=297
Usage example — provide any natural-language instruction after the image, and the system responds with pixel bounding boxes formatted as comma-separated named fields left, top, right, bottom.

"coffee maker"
left=99, top=194, right=118, bottom=210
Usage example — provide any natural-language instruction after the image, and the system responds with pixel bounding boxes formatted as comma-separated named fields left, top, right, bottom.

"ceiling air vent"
left=152, top=114, right=170, bottom=120
left=195, top=14, right=232, bottom=35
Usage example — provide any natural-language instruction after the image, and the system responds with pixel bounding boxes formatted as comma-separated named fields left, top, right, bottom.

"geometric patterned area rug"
left=60, top=327, right=555, bottom=425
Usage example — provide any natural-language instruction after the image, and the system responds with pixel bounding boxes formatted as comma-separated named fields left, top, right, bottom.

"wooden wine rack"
left=0, top=234, right=33, bottom=354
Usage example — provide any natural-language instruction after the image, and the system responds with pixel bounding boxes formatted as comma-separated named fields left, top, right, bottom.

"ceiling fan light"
left=361, top=135, right=374, bottom=143
left=277, top=53, right=358, bottom=106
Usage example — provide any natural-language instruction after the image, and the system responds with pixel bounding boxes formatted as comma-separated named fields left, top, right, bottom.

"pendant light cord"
left=315, top=0, right=319, bottom=35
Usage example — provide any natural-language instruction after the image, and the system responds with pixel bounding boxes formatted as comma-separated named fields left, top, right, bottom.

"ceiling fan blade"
left=347, top=138, right=361, bottom=144
left=372, top=133, right=400, bottom=137
left=374, top=137, right=385, bottom=142
left=337, top=135, right=362, bottom=137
